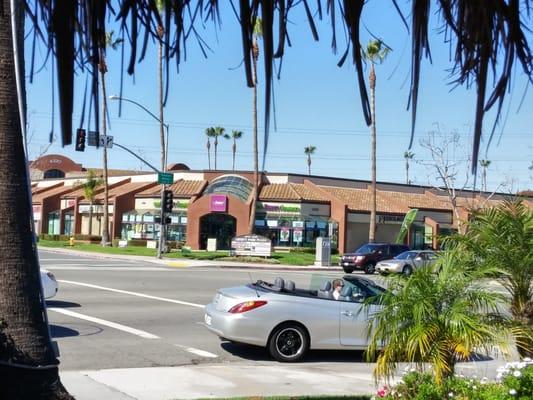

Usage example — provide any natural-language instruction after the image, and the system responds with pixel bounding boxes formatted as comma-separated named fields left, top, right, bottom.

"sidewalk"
left=60, top=363, right=382, bottom=400
left=60, top=357, right=512, bottom=400
left=39, top=246, right=343, bottom=271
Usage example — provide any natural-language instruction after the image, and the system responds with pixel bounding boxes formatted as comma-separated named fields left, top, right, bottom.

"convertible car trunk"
left=212, top=285, right=260, bottom=312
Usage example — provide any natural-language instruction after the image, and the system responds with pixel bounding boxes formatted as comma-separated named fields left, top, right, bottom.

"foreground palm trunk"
left=0, top=2, right=72, bottom=398
left=368, top=63, right=377, bottom=243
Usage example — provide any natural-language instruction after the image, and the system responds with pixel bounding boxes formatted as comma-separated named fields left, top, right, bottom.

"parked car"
left=376, top=250, right=439, bottom=276
left=204, top=275, right=385, bottom=362
left=339, top=243, right=410, bottom=274
left=40, top=268, right=58, bottom=299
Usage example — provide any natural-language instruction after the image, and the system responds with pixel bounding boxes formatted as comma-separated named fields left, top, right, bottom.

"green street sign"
left=158, top=172, right=174, bottom=185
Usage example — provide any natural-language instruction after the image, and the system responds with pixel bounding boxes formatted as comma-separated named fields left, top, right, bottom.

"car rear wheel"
left=402, top=265, right=413, bottom=277
left=363, top=263, right=375, bottom=274
left=343, top=267, right=354, bottom=273
left=268, top=323, right=309, bottom=362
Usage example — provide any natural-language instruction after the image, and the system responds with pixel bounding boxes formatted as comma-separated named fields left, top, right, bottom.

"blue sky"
left=26, top=2, right=532, bottom=192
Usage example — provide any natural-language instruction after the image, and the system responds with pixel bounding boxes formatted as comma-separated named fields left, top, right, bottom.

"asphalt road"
left=41, top=249, right=372, bottom=371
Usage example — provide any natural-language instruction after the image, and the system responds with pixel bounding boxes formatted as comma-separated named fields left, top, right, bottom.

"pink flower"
left=377, top=386, right=389, bottom=397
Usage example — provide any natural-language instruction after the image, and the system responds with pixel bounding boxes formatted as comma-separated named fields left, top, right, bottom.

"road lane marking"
left=58, top=280, right=205, bottom=309
left=48, top=308, right=159, bottom=339
left=174, top=344, right=218, bottom=358
left=48, top=266, right=170, bottom=271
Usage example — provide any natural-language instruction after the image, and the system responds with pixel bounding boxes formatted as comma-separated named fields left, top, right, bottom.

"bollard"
left=69, top=237, right=74, bottom=246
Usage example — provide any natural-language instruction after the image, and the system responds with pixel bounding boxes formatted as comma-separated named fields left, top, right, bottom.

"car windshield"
left=355, top=244, right=383, bottom=254
left=394, top=251, right=417, bottom=260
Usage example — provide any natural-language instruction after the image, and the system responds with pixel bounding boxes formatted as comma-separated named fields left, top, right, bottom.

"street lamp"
left=109, top=95, right=170, bottom=259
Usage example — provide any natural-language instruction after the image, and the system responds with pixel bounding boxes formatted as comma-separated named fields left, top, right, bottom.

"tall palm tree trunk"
left=405, top=158, right=409, bottom=185
left=214, top=137, right=218, bottom=170
left=307, top=155, right=311, bottom=175
left=207, top=140, right=211, bottom=169
left=369, top=63, right=377, bottom=243
left=482, top=167, right=487, bottom=192
left=248, top=42, right=260, bottom=234
left=99, top=51, right=110, bottom=246
left=0, top=2, right=72, bottom=397
left=232, top=140, right=236, bottom=171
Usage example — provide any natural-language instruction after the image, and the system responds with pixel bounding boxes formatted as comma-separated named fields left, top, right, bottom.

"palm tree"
left=304, top=145, right=316, bottom=175
left=444, top=200, right=533, bottom=356
left=205, top=127, right=214, bottom=169
left=479, top=159, right=491, bottom=192
left=248, top=17, right=262, bottom=234
left=404, top=151, right=414, bottom=185
left=365, top=250, right=527, bottom=384
left=364, top=39, right=390, bottom=243
left=99, top=31, right=122, bottom=246
left=226, top=130, right=243, bottom=171
left=81, top=170, right=103, bottom=235
left=212, top=126, right=225, bottom=170
left=2, top=2, right=530, bottom=396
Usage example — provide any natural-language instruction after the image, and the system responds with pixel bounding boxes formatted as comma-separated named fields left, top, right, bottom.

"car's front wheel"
left=402, top=265, right=413, bottom=277
left=364, top=263, right=375, bottom=274
left=268, top=323, right=309, bottom=362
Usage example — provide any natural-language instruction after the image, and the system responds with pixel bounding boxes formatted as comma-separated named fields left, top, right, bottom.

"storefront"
left=249, top=201, right=336, bottom=248
left=121, top=197, right=189, bottom=242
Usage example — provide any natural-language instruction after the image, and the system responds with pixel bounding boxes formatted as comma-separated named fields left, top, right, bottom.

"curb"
left=38, top=246, right=345, bottom=272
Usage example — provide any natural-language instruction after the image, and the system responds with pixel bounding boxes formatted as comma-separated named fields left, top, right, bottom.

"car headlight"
left=356, top=256, right=365, bottom=261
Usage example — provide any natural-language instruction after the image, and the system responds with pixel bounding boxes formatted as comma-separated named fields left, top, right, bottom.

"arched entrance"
left=199, top=213, right=236, bottom=250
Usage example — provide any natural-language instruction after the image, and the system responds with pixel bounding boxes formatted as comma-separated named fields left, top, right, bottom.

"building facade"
left=30, top=155, right=530, bottom=252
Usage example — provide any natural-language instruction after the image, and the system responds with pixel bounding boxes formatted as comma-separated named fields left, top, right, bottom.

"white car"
left=376, top=250, right=438, bottom=276
left=40, top=268, right=58, bottom=299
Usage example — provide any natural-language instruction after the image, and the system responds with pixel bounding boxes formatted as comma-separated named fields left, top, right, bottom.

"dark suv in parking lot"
left=339, top=243, right=410, bottom=274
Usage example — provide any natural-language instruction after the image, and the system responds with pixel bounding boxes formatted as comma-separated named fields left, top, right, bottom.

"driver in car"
left=332, top=279, right=344, bottom=300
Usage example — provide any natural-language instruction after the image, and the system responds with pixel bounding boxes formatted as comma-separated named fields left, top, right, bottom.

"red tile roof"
left=137, top=179, right=206, bottom=197
left=260, top=183, right=329, bottom=202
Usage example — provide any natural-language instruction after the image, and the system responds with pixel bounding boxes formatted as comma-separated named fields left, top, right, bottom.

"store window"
left=47, top=211, right=60, bottom=234
left=43, top=169, right=65, bottom=179
left=254, top=218, right=335, bottom=248
left=204, top=175, right=252, bottom=202
left=64, top=212, right=74, bottom=236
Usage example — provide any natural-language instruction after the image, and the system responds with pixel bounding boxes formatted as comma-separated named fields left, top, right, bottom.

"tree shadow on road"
left=220, top=341, right=368, bottom=363
left=46, top=300, right=81, bottom=308
left=50, top=324, right=80, bottom=338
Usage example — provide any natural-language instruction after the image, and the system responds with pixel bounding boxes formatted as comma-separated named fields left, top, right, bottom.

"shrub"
left=375, top=360, right=533, bottom=400
left=128, top=239, right=148, bottom=247
left=73, top=234, right=102, bottom=242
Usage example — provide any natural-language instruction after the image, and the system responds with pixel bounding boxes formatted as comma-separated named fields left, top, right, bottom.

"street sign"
left=99, top=135, right=114, bottom=148
left=158, top=172, right=174, bottom=185
left=88, top=131, right=99, bottom=147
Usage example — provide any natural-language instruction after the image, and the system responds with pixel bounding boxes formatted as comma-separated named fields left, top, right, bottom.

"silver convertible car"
left=204, top=276, right=384, bottom=362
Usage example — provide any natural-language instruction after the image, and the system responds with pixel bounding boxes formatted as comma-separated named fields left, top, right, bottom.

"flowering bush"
left=373, top=359, right=533, bottom=400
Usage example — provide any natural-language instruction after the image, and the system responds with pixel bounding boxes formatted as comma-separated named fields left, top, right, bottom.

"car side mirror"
left=415, top=257, right=423, bottom=261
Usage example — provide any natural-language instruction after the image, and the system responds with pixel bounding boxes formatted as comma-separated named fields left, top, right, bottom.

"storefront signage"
left=280, top=228, right=290, bottom=242
left=32, top=206, right=41, bottom=221
left=292, top=220, right=304, bottom=228
left=293, top=228, right=303, bottom=243
left=231, top=234, right=272, bottom=257
left=377, top=215, right=404, bottom=224
left=210, top=195, right=227, bottom=212
left=257, top=202, right=301, bottom=213
left=266, top=220, right=278, bottom=227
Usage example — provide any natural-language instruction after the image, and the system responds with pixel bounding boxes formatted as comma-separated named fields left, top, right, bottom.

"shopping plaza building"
left=30, top=154, right=532, bottom=252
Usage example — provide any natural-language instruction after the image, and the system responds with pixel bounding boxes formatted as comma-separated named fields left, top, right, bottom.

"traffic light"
left=164, top=216, right=171, bottom=224
left=75, top=129, right=86, bottom=152
left=162, top=190, right=173, bottom=213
